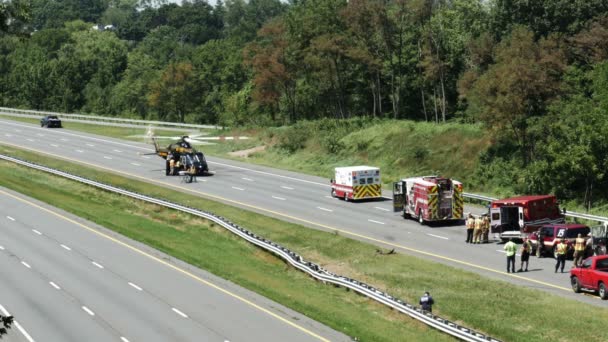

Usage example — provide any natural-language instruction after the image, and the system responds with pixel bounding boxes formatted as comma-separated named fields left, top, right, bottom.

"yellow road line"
left=0, top=142, right=572, bottom=294
left=0, top=188, right=331, bottom=342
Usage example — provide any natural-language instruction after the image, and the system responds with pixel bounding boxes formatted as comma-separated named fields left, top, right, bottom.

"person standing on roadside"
left=473, top=215, right=483, bottom=244
left=518, top=237, right=532, bottom=272
left=585, top=232, right=594, bottom=258
left=504, top=238, right=517, bottom=273
left=482, top=214, right=490, bottom=243
left=465, top=213, right=475, bottom=243
left=573, top=233, right=586, bottom=267
left=419, top=292, right=434, bottom=313
left=555, top=239, right=567, bottom=273
left=536, top=229, right=546, bottom=258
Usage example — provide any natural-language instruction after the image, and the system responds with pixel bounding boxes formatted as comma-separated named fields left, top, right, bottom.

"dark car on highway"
left=40, top=115, right=62, bottom=128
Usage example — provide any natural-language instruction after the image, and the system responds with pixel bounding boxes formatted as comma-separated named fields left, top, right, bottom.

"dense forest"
left=1, top=0, right=608, bottom=208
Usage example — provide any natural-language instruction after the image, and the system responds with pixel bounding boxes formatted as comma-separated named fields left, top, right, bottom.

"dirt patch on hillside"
left=228, top=145, right=266, bottom=158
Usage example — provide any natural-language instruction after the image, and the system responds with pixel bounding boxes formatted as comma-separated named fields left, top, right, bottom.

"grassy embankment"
left=0, top=144, right=607, bottom=342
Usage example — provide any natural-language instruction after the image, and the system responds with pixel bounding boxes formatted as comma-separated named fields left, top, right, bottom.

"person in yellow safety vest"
left=465, top=213, right=475, bottom=243
left=555, top=239, right=568, bottom=273
left=573, top=233, right=586, bottom=267
left=482, top=215, right=490, bottom=243
left=504, top=238, right=518, bottom=273
left=473, top=216, right=483, bottom=244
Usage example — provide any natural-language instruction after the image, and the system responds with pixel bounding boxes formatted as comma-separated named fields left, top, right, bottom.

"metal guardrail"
left=0, top=107, right=221, bottom=130
left=463, top=192, right=608, bottom=224
left=0, top=154, right=500, bottom=342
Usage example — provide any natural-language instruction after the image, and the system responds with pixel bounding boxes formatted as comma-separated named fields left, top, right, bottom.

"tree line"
left=1, top=0, right=608, bottom=207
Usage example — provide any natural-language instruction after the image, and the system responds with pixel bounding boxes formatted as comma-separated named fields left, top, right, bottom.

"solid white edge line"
left=32, top=229, right=42, bottom=235
left=49, top=281, right=61, bottom=290
left=0, top=305, right=36, bottom=342
left=128, top=282, right=142, bottom=291
left=231, top=187, right=245, bottom=191
left=367, top=219, right=385, bottom=225
left=172, top=308, right=188, bottom=318
left=61, top=244, right=71, bottom=251
left=92, top=261, right=104, bottom=269
left=21, top=261, right=31, bottom=269
left=374, top=207, right=390, bottom=212
left=272, top=196, right=286, bottom=201
left=317, top=207, right=333, bottom=212
left=7, top=216, right=15, bottom=221
left=427, top=233, right=449, bottom=240
left=82, top=306, right=95, bottom=316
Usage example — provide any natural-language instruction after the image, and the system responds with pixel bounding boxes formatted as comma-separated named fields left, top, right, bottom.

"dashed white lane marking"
left=172, top=308, right=188, bottom=318
left=21, top=261, right=31, bottom=269
left=128, top=282, right=142, bottom=291
left=0, top=304, right=36, bottom=342
left=103, top=156, right=112, bottom=160
left=51, top=144, right=59, bottom=147
left=92, top=261, right=104, bottom=269
left=325, top=196, right=333, bottom=199
left=36, top=133, right=44, bottom=137
left=60, top=138, right=68, bottom=142
left=14, top=129, right=21, bottom=132
left=61, top=244, right=71, bottom=251
left=281, top=186, right=294, bottom=190
left=4, top=133, right=12, bottom=137
left=317, top=207, right=333, bottom=212
left=242, top=177, right=253, bottom=181
left=86, top=143, right=95, bottom=147
left=82, top=306, right=95, bottom=316
left=368, top=219, right=385, bottom=225
left=427, top=233, right=449, bottom=240
left=141, top=156, right=150, bottom=159
left=0, top=246, right=4, bottom=250
left=131, top=162, right=141, bottom=166
left=113, top=149, right=122, bottom=153
left=32, top=229, right=42, bottom=235
left=26, top=138, right=34, bottom=142
left=7, top=216, right=15, bottom=221
left=121, top=337, right=130, bottom=342
left=76, top=149, right=84, bottom=153
left=374, top=207, right=390, bottom=212
left=272, top=196, right=286, bottom=201
left=232, top=187, right=245, bottom=191
left=49, top=281, right=61, bottom=290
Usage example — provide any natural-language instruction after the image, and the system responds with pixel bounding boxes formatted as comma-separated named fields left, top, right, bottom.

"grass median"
left=1, top=144, right=607, bottom=342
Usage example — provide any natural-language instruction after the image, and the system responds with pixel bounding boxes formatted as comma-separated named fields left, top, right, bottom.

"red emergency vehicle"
left=490, top=195, right=564, bottom=241
left=330, top=166, right=382, bottom=201
left=393, top=176, right=464, bottom=225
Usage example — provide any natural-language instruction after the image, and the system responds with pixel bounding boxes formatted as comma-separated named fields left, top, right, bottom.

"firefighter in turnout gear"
left=465, top=213, right=475, bottom=243
left=482, top=214, right=490, bottom=243
left=473, top=216, right=483, bottom=244
left=555, top=239, right=567, bottom=273
left=573, top=233, right=586, bottom=267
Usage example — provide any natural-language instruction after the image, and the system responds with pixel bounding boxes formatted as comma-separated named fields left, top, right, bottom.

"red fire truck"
left=393, top=176, right=464, bottom=225
left=490, top=195, right=565, bottom=241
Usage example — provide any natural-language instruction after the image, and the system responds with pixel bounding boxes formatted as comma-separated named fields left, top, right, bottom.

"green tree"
left=148, top=62, right=198, bottom=122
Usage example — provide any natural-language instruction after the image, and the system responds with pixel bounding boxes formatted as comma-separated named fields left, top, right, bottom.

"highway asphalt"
left=0, top=118, right=606, bottom=308
left=0, top=187, right=349, bottom=342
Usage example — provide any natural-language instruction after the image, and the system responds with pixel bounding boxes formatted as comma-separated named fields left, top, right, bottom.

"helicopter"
left=149, top=134, right=210, bottom=176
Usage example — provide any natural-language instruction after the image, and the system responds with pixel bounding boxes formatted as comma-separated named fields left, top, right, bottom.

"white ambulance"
left=331, top=166, right=382, bottom=201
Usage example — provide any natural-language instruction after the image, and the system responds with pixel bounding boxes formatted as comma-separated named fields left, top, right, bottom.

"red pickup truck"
left=570, top=255, right=608, bottom=300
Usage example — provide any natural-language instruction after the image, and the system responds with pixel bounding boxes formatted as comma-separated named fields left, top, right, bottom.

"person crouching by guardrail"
left=420, top=292, right=434, bottom=313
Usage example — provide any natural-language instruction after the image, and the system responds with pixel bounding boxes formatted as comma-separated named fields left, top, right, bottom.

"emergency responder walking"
left=504, top=238, right=517, bottom=273
left=573, top=233, right=586, bottom=267
left=419, top=292, right=434, bottom=313
left=555, top=239, right=567, bottom=273
left=518, top=238, right=532, bottom=272
left=465, top=213, right=475, bottom=243
left=482, top=214, right=490, bottom=243
left=473, top=215, right=483, bottom=244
